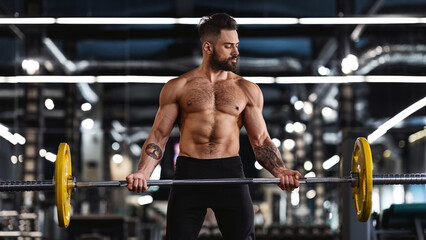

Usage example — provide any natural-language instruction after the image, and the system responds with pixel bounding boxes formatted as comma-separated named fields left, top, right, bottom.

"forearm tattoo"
left=145, top=143, right=163, bottom=160
left=254, top=142, right=284, bottom=172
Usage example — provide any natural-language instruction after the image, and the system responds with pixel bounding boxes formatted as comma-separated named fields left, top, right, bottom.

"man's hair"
left=197, top=13, right=238, bottom=43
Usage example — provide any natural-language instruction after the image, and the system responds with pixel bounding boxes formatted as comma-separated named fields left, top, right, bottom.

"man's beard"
left=210, top=48, right=238, bottom=71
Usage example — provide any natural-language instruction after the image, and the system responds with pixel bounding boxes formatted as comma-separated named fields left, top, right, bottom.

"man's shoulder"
left=233, top=74, right=261, bottom=92
left=165, top=69, right=198, bottom=86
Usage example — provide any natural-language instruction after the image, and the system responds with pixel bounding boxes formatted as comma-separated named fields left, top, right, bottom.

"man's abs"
left=178, top=112, right=241, bottom=159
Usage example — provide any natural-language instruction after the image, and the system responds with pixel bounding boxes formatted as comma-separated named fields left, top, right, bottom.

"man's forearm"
left=145, top=143, right=163, bottom=160
left=254, top=141, right=287, bottom=175
left=137, top=142, right=164, bottom=174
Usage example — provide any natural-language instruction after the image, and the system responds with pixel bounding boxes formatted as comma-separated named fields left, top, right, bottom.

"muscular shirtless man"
left=126, top=13, right=302, bottom=240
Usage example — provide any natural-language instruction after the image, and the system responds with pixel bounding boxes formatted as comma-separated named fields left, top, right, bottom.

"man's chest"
left=180, top=81, right=246, bottom=114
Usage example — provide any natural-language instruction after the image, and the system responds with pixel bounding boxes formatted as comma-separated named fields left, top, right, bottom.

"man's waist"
left=174, top=155, right=244, bottom=179
left=177, top=155, right=240, bottom=161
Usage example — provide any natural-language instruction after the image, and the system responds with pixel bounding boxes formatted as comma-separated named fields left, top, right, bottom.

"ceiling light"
left=39, top=149, right=47, bottom=157
left=151, top=165, right=162, bottom=180
left=0, top=18, right=55, bottom=24
left=293, top=122, right=306, bottom=133
left=137, top=195, right=153, bottom=205
left=112, top=154, right=123, bottom=164
left=57, top=17, right=178, bottom=25
left=291, top=188, right=300, bottom=206
left=45, top=98, right=54, bottom=110
left=21, top=59, right=40, bottom=75
left=285, top=122, right=294, bottom=133
left=235, top=17, right=298, bottom=25
left=323, top=155, right=340, bottom=170
left=2, top=17, right=425, bottom=25
left=81, top=118, right=94, bottom=130
left=306, top=189, right=316, bottom=199
left=254, top=161, right=263, bottom=170
left=11, top=156, right=18, bottom=164
left=272, top=138, right=281, bottom=147
left=45, top=152, right=57, bottom=162
left=303, top=101, right=313, bottom=115
left=304, top=161, right=313, bottom=171
left=368, top=96, right=426, bottom=143
left=317, top=65, right=331, bottom=76
left=408, top=128, right=426, bottom=143
left=13, top=133, right=26, bottom=145
left=283, top=139, right=295, bottom=150
left=341, top=54, right=359, bottom=74
left=81, top=102, right=92, bottom=111
left=112, top=142, right=120, bottom=151
left=299, top=17, right=425, bottom=25
left=0, top=75, right=425, bottom=84
left=294, top=100, right=304, bottom=110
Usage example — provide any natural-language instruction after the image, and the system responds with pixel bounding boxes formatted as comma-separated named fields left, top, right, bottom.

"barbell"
left=0, top=137, right=425, bottom=228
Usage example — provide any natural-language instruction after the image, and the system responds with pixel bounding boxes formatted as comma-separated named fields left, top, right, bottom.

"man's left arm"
left=242, top=81, right=302, bottom=191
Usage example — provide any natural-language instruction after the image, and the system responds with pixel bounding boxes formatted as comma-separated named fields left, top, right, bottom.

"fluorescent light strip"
left=97, top=75, right=175, bottom=83
left=322, top=155, right=340, bottom=170
left=1, top=75, right=426, bottom=84
left=57, top=17, right=297, bottom=25
left=368, top=96, right=426, bottom=143
left=365, top=76, right=426, bottom=83
left=235, top=17, right=298, bottom=25
left=3, top=76, right=96, bottom=83
left=245, top=77, right=275, bottom=84
left=276, top=76, right=365, bottom=84
left=56, top=17, right=178, bottom=25
left=0, top=18, right=55, bottom=24
left=299, top=17, right=426, bottom=25
left=1, top=17, right=426, bottom=25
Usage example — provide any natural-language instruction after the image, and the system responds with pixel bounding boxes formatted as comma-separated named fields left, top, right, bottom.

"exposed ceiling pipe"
left=43, top=38, right=97, bottom=103
left=350, top=0, right=386, bottom=41
left=82, top=56, right=303, bottom=73
left=312, top=0, right=385, bottom=73
left=356, top=44, right=426, bottom=75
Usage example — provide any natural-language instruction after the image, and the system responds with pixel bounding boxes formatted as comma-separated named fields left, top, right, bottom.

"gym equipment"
left=1, top=137, right=425, bottom=227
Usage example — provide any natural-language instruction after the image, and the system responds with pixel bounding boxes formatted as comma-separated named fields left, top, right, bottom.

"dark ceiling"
left=0, top=0, right=425, bottom=76
left=0, top=0, right=425, bottom=177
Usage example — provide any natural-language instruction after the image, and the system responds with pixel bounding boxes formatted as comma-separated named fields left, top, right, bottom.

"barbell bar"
left=3, top=173, right=426, bottom=191
left=0, top=137, right=425, bottom=228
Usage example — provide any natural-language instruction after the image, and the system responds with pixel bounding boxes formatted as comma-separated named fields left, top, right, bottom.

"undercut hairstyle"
left=197, top=13, right=238, bottom=43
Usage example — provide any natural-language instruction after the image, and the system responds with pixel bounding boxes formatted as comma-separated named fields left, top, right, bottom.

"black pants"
left=166, top=156, right=255, bottom=240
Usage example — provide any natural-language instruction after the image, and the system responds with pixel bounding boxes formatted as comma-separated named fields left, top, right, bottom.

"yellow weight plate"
left=55, top=143, right=73, bottom=228
left=351, top=137, right=373, bottom=222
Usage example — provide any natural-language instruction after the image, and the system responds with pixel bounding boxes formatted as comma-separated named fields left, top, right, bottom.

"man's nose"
left=232, top=46, right=239, bottom=55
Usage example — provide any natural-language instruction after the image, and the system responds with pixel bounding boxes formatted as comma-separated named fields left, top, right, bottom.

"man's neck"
left=198, top=61, right=229, bottom=83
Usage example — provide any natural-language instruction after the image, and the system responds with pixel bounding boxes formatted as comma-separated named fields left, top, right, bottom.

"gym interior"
left=0, top=0, right=426, bottom=239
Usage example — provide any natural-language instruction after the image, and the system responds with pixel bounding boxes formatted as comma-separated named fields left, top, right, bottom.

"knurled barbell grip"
left=0, top=180, right=54, bottom=191
left=78, top=175, right=426, bottom=187
left=75, top=177, right=355, bottom=188
left=372, top=173, right=426, bottom=185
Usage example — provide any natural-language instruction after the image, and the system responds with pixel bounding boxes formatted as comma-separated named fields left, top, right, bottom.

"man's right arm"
left=126, top=79, right=180, bottom=193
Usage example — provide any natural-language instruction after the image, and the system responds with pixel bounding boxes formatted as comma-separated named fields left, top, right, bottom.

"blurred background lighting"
left=112, top=154, right=123, bottom=164
left=45, top=98, right=54, bottom=110
left=304, top=161, right=313, bottom=171
left=81, top=102, right=92, bottom=111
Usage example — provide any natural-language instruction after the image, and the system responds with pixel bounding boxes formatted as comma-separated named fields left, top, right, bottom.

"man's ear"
left=202, top=41, right=213, bottom=55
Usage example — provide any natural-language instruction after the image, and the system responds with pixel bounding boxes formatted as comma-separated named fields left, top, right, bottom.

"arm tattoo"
left=254, top=142, right=284, bottom=172
left=145, top=143, right=163, bottom=160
